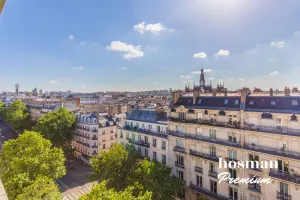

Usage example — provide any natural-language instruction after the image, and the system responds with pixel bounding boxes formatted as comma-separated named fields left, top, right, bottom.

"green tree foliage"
left=90, top=144, right=140, bottom=191
left=0, top=131, right=66, bottom=199
left=34, top=108, right=76, bottom=148
left=16, top=176, right=62, bottom=200
left=90, top=144, right=184, bottom=200
left=80, top=181, right=152, bottom=200
left=130, top=159, right=184, bottom=200
left=0, top=101, right=4, bottom=109
left=1, top=100, right=31, bottom=131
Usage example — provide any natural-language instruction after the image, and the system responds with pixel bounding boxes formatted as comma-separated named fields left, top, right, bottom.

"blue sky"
left=1, top=0, right=300, bottom=92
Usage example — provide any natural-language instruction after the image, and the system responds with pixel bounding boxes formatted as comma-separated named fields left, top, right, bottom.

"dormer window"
left=249, top=100, right=255, bottom=105
left=204, top=110, right=208, bottom=115
left=224, top=99, right=228, bottom=104
left=197, top=99, right=202, bottom=104
left=234, top=100, right=239, bottom=105
left=219, top=110, right=226, bottom=116
left=270, top=100, right=276, bottom=106
left=291, top=114, right=297, bottom=121
left=262, top=113, right=273, bottom=119
left=292, top=100, right=298, bottom=106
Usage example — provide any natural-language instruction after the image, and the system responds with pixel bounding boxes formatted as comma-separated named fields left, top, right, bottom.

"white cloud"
left=216, top=49, right=230, bottom=56
left=193, top=52, right=207, bottom=58
left=80, top=41, right=86, bottom=45
left=238, top=78, right=244, bottom=81
left=68, top=35, right=74, bottom=40
left=133, top=21, right=166, bottom=34
left=180, top=75, right=193, bottom=79
left=270, top=41, right=285, bottom=48
left=107, top=41, right=144, bottom=60
left=121, top=67, right=127, bottom=70
left=269, top=70, right=279, bottom=76
left=74, top=66, right=84, bottom=70
left=208, top=77, right=215, bottom=80
left=49, top=80, right=58, bottom=84
left=192, top=69, right=212, bottom=74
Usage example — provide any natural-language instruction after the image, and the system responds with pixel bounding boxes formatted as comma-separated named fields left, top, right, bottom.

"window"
left=229, top=168, right=237, bottom=179
left=196, top=127, right=201, bottom=136
left=162, top=140, right=166, bottom=150
left=278, top=160, right=288, bottom=173
left=228, top=150, right=237, bottom=161
left=210, top=163, right=216, bottom=173
left=176, top=155, right=184, bottom=164
left=102, top=144, right=105, bottom=149
left=229, top=187, right=238, bottom=200
left=162, top=154, right=166, bottom=164
left=210, top=146, right=216, bottom=157
left=280, top=182, right=289, bottom=196
left=142, top=124, right=145, bottom=129
left=157, top=126, right=161, bottom=133
left=249, top=154, right=259, bottom=170
left=176, top=169, right=184, bottom=181
left=228, top=132, right=237, bottom=143
left=197, top=99, right=202, bottom=104
left=136, top=123, right=139, bottom=129
left=292, top=100, right=298, bottom=106
left=209, top=129, right=216, bottom=139
left=224, top=99, right=228, bottom=104
left=210, top=180, right=217, bottom=194
left=179, top=112, right=186, bottom=120
left=153, top=152, right=157, bottom=159
left=234, top=100, right=239, bottom=105
left=137, top=147, right=141, bottom=155
left=249, top=100, right=255, bottom=105
left=271, top=100, right=276, bottom=106
left=196, top=175, right=202, bottom=187
left=148, top=124, right=152, bottom=130
left=137, top=135, right=141, bottom=142
left=131, top=133, right=136, bottom=141
left=153, top=138, right=157, bottom=147
left=145, top=149, right=148, bottom=157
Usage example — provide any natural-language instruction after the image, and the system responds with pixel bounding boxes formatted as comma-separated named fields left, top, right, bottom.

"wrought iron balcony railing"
left=121, top=126, right=168, bottom=139
left=277, top=191, right=292, bottom=200
left=190, top=150, right=219, bottom=162
left=175, top=161, right=185, bottom=169
left=128, top=138, right=150, bottom=148
left=190, top=183, right=229, bottom=200
left=270, top=169, right=300, bottom=185
left=173, top=146, right=185, bottom=153
left=195, top=166, right=203, bottom=173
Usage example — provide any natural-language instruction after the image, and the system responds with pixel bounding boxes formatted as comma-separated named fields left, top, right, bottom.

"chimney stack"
left=284, top=87, right=290, bottom=96
left=171, top=91, right=181, bottom=105
left=270, top=88, right=273, bottom=96
left=212, top=88, right=217, bottom=96
left=224, top=89, right=228, bottom=97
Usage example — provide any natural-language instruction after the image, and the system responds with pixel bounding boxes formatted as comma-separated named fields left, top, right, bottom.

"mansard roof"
left=173, top=96, right=241, bottom=110
left=126, top=109, right=168, bottom=124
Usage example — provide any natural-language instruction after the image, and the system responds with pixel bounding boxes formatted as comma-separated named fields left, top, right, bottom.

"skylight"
left=224, top=99, right=228, bottom=104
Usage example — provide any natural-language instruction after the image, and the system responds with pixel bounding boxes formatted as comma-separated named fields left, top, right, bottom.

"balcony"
left=270, top=169, right=300, bottom=185
left=244, top=124, right=300, bottom=137
left=92, top=129, right=97, bottom=133
left=244, top=143, right=300, bottom=160
left=92, top=136, right=98, bottom=140
left=175, top=161, right=184, bottom=169
left=209, top=170, right=218, bottom=178
left=174, top=146, right=186, bottom=153
left=190, top=183, right=229, bottom=200
left=128, top=138, right=150, bottom=148
left=92, top=145, right=98, bottom=148
left=277, top=192, right=292, bottom=200
left=169, top=117, right=241, bottom=130
left=248, top=184, right=261, bottom=193
left=121, top=126, right=168, bottom=139
left=190, top=150, right=219, bottom=162
left=168, top=131, right=241, bottom=148
left=195, top=166, right=203, bottom=173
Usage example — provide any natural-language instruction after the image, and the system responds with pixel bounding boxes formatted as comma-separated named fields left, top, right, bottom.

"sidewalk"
left=0, top=179, right=8, bottom=200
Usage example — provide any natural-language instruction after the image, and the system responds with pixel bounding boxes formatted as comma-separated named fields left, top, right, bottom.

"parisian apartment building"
left=72, top=112, right=117, bottom=164
left=117, top=69, right=300, bottom=200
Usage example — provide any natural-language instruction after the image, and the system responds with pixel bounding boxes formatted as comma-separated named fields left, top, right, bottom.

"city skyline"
left=1, top=0, right=300, bottom=92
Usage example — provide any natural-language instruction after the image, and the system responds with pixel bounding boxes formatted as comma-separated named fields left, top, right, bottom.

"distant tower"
left=15, top=84, right=19, bottom=95
left=200, top=68, right=205, bottom=88
left=39, top=89, right=43, bottom=95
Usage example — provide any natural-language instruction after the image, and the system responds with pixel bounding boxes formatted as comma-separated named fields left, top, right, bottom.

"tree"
left=16, top=176, right=62, bottom=200
left=80, top=181, right=152, bottom=200
left=0, top=101, right=4, bottom=109
left=90, top=144, right=139, bottom=191
left=0, top=131, right=66, bottom=199
left=34, top=108, right=76, bottom=148
left=2, top=100, right=30, bottom=131
left=129, top=159, right=184, bottom=200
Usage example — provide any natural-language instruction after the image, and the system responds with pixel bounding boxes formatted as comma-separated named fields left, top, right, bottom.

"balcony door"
left=280, top=182, right=289, bottom=196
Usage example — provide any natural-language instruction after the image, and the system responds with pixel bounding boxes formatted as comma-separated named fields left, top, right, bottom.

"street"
left=0, top=119, right=18, bottom=150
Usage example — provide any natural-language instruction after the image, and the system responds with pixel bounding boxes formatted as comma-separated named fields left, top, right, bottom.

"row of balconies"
left=76, top=126, right=98, bottom=132
left=127, top=138, right=150, bottom=148
left=76, top=141, right=98, bottom=149
left=121, top=126, right=168, bottom=139
left=74, top=132, right=98, bottom=140
left=169, top=130, right=300, bottom=160
left=169, top=117, right=300, bottom=137
left=168, top=130, right=241, bottom=149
